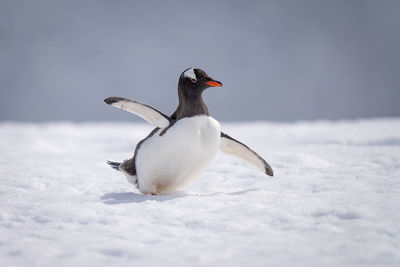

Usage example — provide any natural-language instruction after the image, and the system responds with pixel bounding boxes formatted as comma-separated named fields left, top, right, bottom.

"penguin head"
left=179, top=68, right=222, bottom=96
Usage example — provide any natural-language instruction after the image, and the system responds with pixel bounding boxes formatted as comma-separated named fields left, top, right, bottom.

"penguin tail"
left=107, top=160, right=121, bottom=171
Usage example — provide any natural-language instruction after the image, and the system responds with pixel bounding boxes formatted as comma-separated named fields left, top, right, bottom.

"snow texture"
left=0, top=119, right=399, bottom=267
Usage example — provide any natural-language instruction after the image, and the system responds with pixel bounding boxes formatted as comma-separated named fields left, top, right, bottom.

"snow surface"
left=0, top=119, right=399, bottom=267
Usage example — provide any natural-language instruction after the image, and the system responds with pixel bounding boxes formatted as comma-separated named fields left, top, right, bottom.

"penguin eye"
left=190, top=77, right=197, bottom=83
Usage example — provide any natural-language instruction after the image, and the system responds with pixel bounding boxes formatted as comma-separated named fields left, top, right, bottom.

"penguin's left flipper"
left=104, top=97, right=171, bottom=128
left=220, top=132, right=273, bottom=176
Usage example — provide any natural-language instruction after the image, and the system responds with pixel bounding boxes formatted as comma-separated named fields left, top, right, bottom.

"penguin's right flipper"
left=220, top=132, right=273, bottom=176
left=104, top=97, right=171, bottom=128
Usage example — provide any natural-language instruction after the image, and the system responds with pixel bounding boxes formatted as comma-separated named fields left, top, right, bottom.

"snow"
left=0, top=118, right=399, bottom=267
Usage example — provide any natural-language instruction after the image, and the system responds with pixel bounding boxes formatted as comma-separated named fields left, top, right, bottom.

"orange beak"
left=205, top=80, right=223, bottom=87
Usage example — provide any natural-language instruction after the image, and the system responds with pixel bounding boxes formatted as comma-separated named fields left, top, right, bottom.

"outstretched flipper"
left=220, top=132, right=273, bottom=176
left=104, top=97, right=171, bottom=128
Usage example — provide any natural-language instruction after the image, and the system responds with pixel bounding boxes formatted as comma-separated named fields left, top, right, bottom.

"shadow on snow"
left=100, top=188, right=261, bottom=204
left=100, top=191, right=186, bottom=204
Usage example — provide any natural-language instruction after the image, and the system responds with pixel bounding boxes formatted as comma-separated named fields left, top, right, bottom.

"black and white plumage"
left=104, top=68, right=273, bottom=194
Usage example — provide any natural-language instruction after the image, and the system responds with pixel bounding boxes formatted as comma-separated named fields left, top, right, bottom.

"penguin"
left=104, top=68, right=273, bottom=195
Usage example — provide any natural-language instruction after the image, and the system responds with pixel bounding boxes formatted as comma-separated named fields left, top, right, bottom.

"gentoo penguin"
left=104, top=68, right=273, bottom=195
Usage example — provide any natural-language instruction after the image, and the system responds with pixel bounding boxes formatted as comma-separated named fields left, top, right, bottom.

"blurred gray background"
left=1, top=0, right=399, bottom=122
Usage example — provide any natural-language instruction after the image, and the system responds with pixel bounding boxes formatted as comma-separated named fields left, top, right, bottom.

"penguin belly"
left=135, top=115, right=221, bottom=194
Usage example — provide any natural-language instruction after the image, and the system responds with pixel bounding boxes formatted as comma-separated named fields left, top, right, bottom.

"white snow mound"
left=0, top=118, right=399, bottom=267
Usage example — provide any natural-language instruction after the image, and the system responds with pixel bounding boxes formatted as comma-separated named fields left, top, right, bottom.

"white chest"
left=135, top=115, right=221, bottom=194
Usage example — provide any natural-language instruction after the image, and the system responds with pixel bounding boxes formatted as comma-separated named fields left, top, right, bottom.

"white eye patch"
left=183, top=68, right=197, bottom=82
